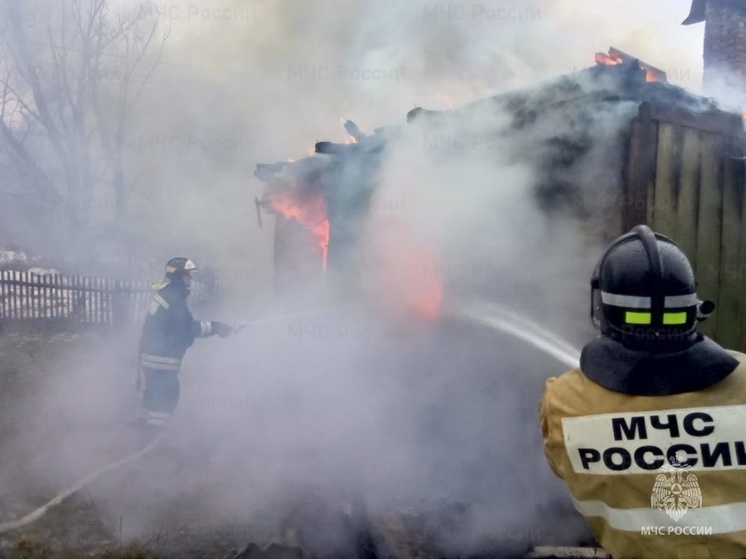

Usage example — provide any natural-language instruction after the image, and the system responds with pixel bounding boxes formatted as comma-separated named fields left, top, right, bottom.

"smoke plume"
left=2, top=0, right=732, bottom=557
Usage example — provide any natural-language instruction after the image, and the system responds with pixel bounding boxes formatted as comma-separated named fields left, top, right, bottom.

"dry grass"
left=7, top=536, right=164, bottom=559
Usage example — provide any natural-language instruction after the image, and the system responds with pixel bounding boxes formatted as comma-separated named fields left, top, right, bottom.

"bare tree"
left=0, top=0, right=169, bottom=246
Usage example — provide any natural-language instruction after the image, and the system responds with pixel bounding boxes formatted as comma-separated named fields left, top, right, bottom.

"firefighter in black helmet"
left=138, top=257, right=234, bottom=428
left=540, top=225, right=746, bottom=559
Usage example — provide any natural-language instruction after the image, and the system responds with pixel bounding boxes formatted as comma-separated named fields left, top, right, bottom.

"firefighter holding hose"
left=540, top=225, right=746, bottom=558
left=137, top=257, right=234, bottom=428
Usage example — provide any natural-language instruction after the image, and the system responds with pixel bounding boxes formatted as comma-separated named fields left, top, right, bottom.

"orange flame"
left=409, top=243, right=443, bottom=319
left=594, top=48, right=666, bottom=83
left=595, top=52, right=622, bottom=66
left=267, top=189, right=330, bottom=272
left=366, top=222, right=443, bottom=320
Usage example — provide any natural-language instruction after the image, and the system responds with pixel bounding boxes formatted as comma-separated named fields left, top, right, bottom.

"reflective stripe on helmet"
left=602, top=293, right=651, bottom=309
left=625, top=311, right=651, bottom=325
left=663, top=312, right=688, bottom=325
left=664, top=294, right=698, bottom=308
left=603, top=292, right=698, bottom=310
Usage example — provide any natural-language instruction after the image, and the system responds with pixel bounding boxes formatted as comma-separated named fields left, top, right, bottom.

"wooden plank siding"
left=717, top=135, right=745, bottom=348
left=693, top=133, right=724, bottom=339
left=623, top=103, right=658, bottom=231
left=652, top=122, right=682, bottom=239
left=623, top=102, right=746, bottom=350
left=675, top=129, right=702, bottom=262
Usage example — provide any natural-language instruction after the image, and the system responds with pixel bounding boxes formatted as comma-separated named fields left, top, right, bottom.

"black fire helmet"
left=581, top=225, right=738, bottom=395
left=590, top=224, right=701, bottom=346
left=164, top=257, right=197, bottom=280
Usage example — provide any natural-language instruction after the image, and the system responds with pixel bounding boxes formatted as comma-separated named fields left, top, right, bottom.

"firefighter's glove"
left=212, top=321, right=234, bottom=338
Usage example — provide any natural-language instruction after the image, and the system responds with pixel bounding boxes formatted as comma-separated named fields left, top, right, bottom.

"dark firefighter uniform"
left=139, top=257, right=232, bottom=427
left=539, top=225, right=746, bottom=559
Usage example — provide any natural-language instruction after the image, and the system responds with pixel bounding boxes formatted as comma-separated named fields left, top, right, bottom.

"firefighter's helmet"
left=590, top=225, right=711, bottom=348
left=165, top=257, right=197, bottom=280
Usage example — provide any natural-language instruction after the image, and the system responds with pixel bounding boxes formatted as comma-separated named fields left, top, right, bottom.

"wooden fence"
left=622, top=102, right=746, bottom=350
left=0, top=270, right=220, bottom=330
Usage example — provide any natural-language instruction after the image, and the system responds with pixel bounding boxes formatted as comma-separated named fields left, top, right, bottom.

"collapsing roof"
left=256, top=55, right=720, bottom=223
left=253, top=53, right=734, bottom=303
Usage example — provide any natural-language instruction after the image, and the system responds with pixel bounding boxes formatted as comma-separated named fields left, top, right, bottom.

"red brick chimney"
left=683, top=0, right=746, bottom=95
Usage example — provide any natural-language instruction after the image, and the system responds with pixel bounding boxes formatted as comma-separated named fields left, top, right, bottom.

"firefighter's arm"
left=192, top=320, right=233, bottom=338
left=539, top=378, right=564, bottom=479
left=161, top=290, right=231, bottom=339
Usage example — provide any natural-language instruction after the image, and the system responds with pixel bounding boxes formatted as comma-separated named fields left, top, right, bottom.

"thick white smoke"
left=2, top=0, right=727, bottom=556
left=109, top=0, right=709, bottom=310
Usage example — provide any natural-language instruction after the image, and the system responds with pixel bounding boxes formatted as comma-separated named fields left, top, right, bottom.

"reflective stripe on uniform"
left=147, top=293, right=170, bottom=316
left=144, top=410, right=171, bottom=426
left=153, top=293, right=170, bottom=309
left=140, top=353, right=182, bottom=371
left=199, top=321, right=212, bottom=336
left=572, top=497, right=746, bottom=535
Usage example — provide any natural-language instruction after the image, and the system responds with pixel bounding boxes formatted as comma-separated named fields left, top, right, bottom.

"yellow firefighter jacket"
left=540, top=350, right=746, bottom=559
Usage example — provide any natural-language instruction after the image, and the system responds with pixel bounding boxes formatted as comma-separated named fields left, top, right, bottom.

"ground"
left=0, top=313, right=593, bottom=559
left=0, top=330, right=257, bottom=559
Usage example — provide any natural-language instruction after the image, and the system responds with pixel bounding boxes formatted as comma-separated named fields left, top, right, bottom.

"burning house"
left=255, top=121, right=389, bottom=306
left=255, top=50, right=746, bottom=350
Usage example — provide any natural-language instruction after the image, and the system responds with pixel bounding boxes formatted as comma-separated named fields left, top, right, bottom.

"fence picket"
left=35, top=273, right=41, bottom=319
left=0, top=271, right=222, bottom=330
left=0, top=271, right=5, bottom=321
left=14, top=272, right=19, bottom=320
left=0, top=271, right=5, bottom=322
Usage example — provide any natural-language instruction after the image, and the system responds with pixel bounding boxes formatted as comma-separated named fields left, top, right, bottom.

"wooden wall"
left=623, top=102, right=746, bottom=350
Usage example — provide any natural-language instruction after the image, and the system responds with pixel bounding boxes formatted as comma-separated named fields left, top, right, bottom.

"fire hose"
left=0, top=303, right=580, bottom=536
left=0, top=430, right=167, bottom=535
left=0, top=307, right=356, bottom=536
